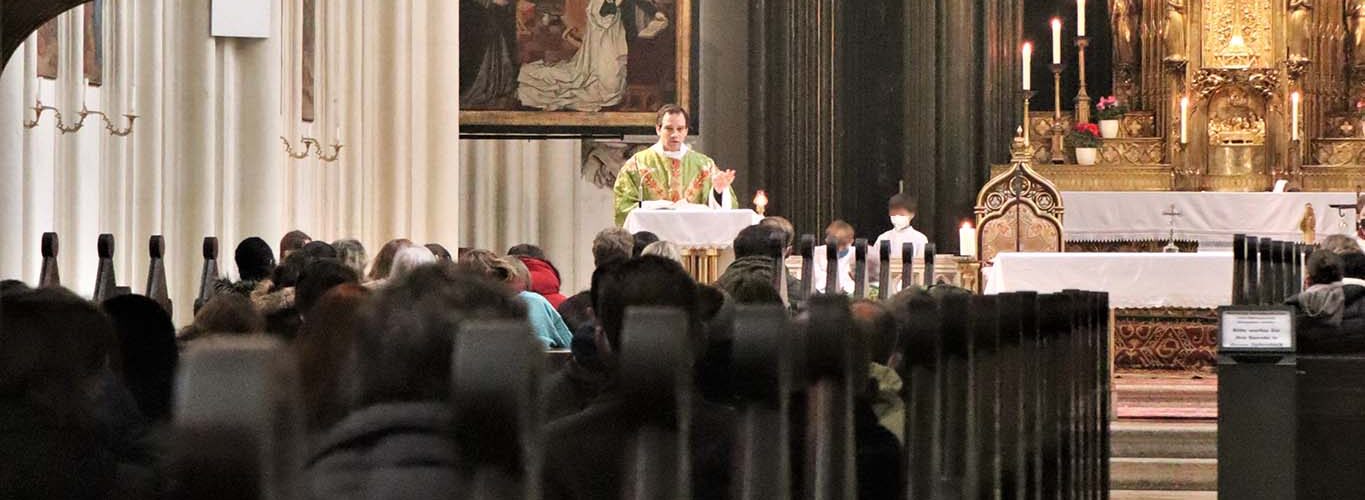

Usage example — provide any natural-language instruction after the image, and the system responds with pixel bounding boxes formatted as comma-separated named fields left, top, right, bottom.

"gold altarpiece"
left=994, top=0, right=1365, bottom=192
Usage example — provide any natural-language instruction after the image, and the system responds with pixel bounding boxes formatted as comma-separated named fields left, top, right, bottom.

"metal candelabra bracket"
left=281, top=136, right=344, bottom=162
left=24, top=102, right=137, bottom=136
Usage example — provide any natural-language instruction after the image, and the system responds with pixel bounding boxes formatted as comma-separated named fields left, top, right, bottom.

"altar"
left=623, top=208, right=762, bottom=283
left=985, top=252, right=1233, bottom=373
left=1061, top=191, right=1359, bottom=249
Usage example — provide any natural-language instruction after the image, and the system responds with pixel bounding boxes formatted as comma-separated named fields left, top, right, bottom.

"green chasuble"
left=613, top=146, right=739, bottom=226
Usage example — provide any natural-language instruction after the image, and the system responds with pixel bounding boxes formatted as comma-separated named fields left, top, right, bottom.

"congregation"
left=1, top=217, right=919, bottom=499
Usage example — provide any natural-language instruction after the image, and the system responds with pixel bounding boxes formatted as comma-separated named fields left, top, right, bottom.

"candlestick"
left=1022, top=42, right=1033, bottom=91
left=1179, top=95, right=1189, bottom=144
left=1074, top=36, right=1092, bottom=123
left=1291, top=91, right=1301, bottom=142
left=959, top=222, right=978, bottom=258
left=1022, top=90, right=1035, bottom=147
left=1051, top=19, right=1062, bottom=64
left=1077, top=0, right=1086, bottom=37
left=753, top=190, right=769, bottom=215
left=1050, top=64, right=1067, bottom=163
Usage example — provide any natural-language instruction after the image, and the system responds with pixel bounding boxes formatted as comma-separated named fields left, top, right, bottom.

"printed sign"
left=1219, top=307, right=1295, bottom=352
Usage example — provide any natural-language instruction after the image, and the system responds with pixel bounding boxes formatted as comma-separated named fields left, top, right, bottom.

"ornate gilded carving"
left=1190, top=68, right=1280, bottom=101
left=1300, top=165, right=1365, bottom=191
left=1111, top=0, right=1139, bottom=67
left=1312, top=139, right=1365, bottom=165
left=988, top=164, right=1176, bottom=191
left=1121, top=111, right=1157, bottom=138
left=976, top=142, right=1066, bottom=262
left=1099, top=138, right=1165, bottom=164
left=1208, top=89, right=1266, bottom=145
left=1350, top=0, right=1365, bottom=68
left=1201, top=0, right=1273, bottom=68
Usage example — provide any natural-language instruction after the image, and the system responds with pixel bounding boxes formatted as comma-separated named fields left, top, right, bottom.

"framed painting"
left=459, top=0, right=697, bottom=135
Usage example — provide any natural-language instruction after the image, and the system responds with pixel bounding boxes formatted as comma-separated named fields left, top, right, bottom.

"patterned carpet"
left=1113, top=308, right=1218, bottom=373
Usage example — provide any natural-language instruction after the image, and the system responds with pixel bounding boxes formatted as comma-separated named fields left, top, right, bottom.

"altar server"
left=869, top=193, right=930, bottom=294
left=812, top=220, right=857, bottom=294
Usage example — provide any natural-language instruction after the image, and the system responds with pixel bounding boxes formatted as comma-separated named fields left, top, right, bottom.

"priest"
left=613, top=104, right=739, bottom=226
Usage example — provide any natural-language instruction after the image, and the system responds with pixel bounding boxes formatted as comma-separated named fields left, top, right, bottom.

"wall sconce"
left=24, top=101, right=137, bottom=136
left=281, top=135, right=343, bottom=162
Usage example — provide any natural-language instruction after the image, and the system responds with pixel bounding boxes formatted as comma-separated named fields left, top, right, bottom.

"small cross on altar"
left=1162, top=203, right=1183, bottom=253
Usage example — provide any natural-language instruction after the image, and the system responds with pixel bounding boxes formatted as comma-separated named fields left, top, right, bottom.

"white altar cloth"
left=983, top=252, right=1234, bottom=308
left=1061, top=192, right=1359, bottom=248
left=623, top=208, right=762, bottom=249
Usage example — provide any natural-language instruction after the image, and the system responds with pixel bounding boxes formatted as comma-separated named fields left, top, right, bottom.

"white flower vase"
left=1075, top=147, right=1098, bottom=165
left=1099, top=119, right=1121, bottom=138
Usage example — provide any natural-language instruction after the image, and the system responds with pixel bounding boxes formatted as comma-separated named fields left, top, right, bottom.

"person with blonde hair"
left=387, top=246, right=437, bottom=283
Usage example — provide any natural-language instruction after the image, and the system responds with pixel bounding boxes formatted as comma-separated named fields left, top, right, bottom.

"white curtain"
left=0, top=0, right=461, bottom=326
left=458, top=139, right=616, bottom=295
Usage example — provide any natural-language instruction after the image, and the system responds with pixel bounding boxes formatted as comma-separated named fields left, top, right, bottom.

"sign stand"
left=1216, top=306, right=1297, bottom=500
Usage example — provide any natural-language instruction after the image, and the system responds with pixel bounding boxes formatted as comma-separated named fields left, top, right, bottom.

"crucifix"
left=1162, top=203, right=1183, bottom=253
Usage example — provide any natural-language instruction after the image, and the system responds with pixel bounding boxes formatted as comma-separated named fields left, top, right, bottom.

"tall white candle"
left=1179, top=96, right=1190, bottom=144
left=1288, top=90, right=1299, bottom=141
left=130, top=84, right=137, bottom=114
left=1022, top=42, right=1033, bottom=90
left=1077, top=0, right=1086, bottom=37
left=960, top=222, right=978, bottom=258
left=1051, top=19, right=1062, bottom=64
left=82, top=78, right=89, bottom=109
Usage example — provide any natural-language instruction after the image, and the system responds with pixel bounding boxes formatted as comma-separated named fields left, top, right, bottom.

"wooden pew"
left=146, top=235, right=171, bottom=316
left=799, top=235, right=816, bottom=301
left=195, top=236, right=220, bottom=313
left=451, top=321, right=544, bottom=499
left=93, top=233, right=118, bottom=302
left=1017, top=291, right=1043, bottom=498
left=932, top=288, right=971, bottom=496
left=1247, top=236, right=1262, bottom=305
left=1258, top=237, right=1274, bottom=305
left=171, top=337, right=303, bottom=499
left=1233, top=234, right=1247, bottom=305
left=730, top=305, right=794, bottom=500
left=995, top=292, right=1027, bottom=499
left=803, top=294, right=857, bottom=500
left=899, top=243, right=915, bottom=292
left=852, top=239, right=868, bottom=298
left=877, top=241, right=892, bottom=297
left=825, top=236, right=840, bottom=295
left=900, top=288, right=940, bottom=499
left=1296, top=355, right=1365, bottom=498
left=617, top=307, right=694, bottom=499
left=968, top=295, right=1000, bottom=498
left=39, top=231, right=60, bottom=288
left=923, top=243, right=937, bottom=286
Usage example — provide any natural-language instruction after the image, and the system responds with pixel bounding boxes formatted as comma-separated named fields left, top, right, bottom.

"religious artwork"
left=581, top=139, right=650, bottom=189
left=84, top=0, right=104, bottom=86
left=1351, top=1, right=1365, bottom=68
left=35, top=18, right=58, bottom=80
left=1287, top=0, right=1312, bottom=62
left=301, top=0, right=316, bottom=122
left=1300, top=203, right=1317, bottom=243
left=460, top=0, right=695, bottom=132
left=1201, top=0, right=1272, bottom=68
left=1163, top=0, right=1187, bottom=62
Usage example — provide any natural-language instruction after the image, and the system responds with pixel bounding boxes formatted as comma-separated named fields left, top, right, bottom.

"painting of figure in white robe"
left=459, top=0, right=693, bottom=131
left=517, top=0, right=628, bottom=111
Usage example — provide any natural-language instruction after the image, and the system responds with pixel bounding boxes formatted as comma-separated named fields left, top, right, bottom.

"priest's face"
left=657, top=112, right=689, bottom=151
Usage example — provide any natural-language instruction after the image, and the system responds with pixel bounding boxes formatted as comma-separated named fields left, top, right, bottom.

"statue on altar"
left=1288, top=0, right=1313, bottom=62
left=1351, top=1, right=1365, bottom=68
left=1110, top=0, right=1138, bottom=68
left=1209, top=90, right=1266, bottom=145
left=1164, top=0, right=1187, bottom=62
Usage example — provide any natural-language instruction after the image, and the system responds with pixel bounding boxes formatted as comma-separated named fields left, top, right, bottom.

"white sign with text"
left=1220, top=309, right=1295, bottom=351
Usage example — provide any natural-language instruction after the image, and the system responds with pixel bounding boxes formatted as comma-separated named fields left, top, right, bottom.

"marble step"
left=1110, top=457, right=1218, bottom=491
left=1114, top=376, right=1218, bottom=419
left=1111, top=420, right=1218, bottom=459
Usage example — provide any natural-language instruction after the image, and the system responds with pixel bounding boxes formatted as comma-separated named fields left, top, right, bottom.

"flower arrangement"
left=1068, top=122, right=1101, bottom=149
left=1095, top=96, right=1128, bottom=120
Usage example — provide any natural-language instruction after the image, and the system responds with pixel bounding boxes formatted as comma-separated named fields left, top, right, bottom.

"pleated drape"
left=0, top=0, right=461, bottom=326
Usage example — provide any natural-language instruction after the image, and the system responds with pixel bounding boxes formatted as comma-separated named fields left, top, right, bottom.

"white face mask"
left=890, top=215, right=912, bottom=230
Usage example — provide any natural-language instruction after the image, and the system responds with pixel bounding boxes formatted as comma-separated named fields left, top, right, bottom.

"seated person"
left=811, top=220, right=857, bottom=294
left=305, top=265, right=526, bottom=498
left=716, top=224, right=783, bottom=305
left=541, top=256, right=735, bottom=500
left=867, top=193, right=930, bottom=295
left=1289, top=251, right=1348, bottom=353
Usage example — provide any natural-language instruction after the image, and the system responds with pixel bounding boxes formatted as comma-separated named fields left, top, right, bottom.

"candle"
left=82, top=78, right=89, bottom=109
left=960, top=221, right=978, bottom=258
left=1291, top=91, right=1301, bottom=142
left=1077, top=0, right=1086, bottom=37
left=1051, top=19, right=1062, bottom=64
left=39, top=80, right=50, bottom=105
left=1179, top=95, right=1190, bottom=144
left=130, top=84, right=137, bottom=115
left=1022, top=42, right=1033, bottom=90
left=335, top=126, right=342, bottom=141
left=753, top=190, right=769, bottom=215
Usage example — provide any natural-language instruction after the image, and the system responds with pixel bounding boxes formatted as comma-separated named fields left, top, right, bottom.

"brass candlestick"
left=1074, top=36, right=1092, bottom=124
left=1022, top=90, right=1036, bottom=148
left=1050, top=63, right=1067, bottom=164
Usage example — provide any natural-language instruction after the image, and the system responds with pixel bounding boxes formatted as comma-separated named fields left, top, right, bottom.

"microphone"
left=637, top=164, right=645, bottom=209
